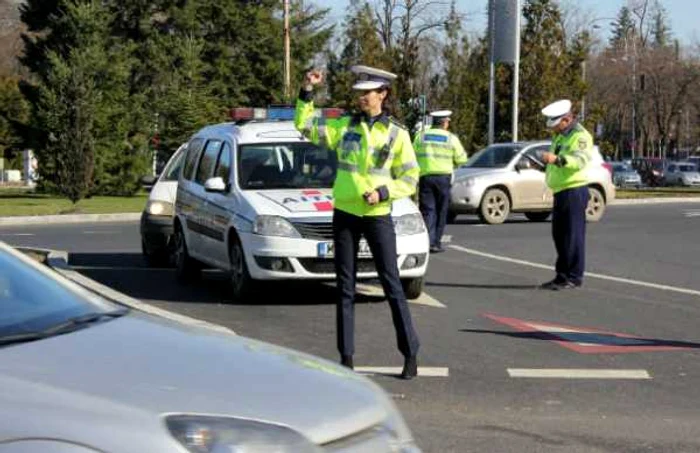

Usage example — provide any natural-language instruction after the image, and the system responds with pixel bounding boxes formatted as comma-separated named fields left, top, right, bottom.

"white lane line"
left=355, top=366, right=449, bottom=377
left=508, top=368, right=651, bottom=379
left=83, top=230, right=119, bottom=235
left=71, top=266, right=172, bottom=271
left=355, top=283, right=446, bottom=308
left=0, top=233, right=35, bottom=237
left=449, top=245, right=700, bottom=298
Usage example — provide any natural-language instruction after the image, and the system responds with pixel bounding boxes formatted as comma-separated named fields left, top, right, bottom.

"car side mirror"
left=141, top=175, right=157, bottom=186
left=204, top=176, right=227, bottom=193
left=515, top=159, right=532, bottom=172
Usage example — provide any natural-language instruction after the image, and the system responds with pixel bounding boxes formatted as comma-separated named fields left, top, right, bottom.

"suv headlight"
left=393, top=213, right=426, bottom=236
left=455, top=177, right=479, bottom=187
left=166, top=415, right=322, bottom=453
left=253, top=215, right=301, bottom=238
left=146, top=200, right=174, bottom=216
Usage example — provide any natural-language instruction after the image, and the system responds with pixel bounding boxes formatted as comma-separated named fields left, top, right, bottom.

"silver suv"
left=449, top=141, right=616, bottom=224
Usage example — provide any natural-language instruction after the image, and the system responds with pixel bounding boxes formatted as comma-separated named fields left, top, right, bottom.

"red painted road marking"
left=484, top=314, right=696, bottom=354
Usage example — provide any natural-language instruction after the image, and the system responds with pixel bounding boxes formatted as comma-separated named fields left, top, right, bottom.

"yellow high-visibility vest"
left=294, top=98, right=419, bottom=217
left=413, top=128, right=467, bottom=176
left=546, top=123, right=593, bottom=194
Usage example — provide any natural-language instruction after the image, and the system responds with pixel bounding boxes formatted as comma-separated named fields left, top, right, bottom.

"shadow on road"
left=69, top=252, right=385, bottom=306
left=449, top=217, right=534, bottom=226
left=427, top=282, right=538, bottom=290
left=461, top=328, right=700, bottom=349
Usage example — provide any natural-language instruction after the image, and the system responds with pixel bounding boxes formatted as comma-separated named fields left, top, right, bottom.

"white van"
left=173, top=108, right=429, bottom=300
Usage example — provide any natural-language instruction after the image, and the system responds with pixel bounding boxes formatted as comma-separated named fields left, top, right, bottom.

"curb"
left=17, top=246, right=236, bottom=337
left=0, top=212, right=141, bottom=226
left=611, top=197, right=700, bottom=206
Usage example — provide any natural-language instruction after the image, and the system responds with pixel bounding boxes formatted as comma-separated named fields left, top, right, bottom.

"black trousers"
left=419, top=174, right=451, bottom=248
left=332, top=209, right=420, bottom=358
left=552, top=186, right=589, bottom=285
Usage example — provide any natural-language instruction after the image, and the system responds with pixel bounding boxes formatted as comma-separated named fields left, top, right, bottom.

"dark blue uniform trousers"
left=419, top=174, right=451, bottom=248
left=552, top=186, right=589, bottom=285
left=332, top=209, right=420, bottom=358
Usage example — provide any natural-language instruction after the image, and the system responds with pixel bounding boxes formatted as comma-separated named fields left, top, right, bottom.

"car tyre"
left=478, top=188, right=510, bottom=225
left=174, top=226, right=201, bottom=282
left=447, top=211, right=458, bottom=224
left=142, top=238, right=171, bottom=268
left=524, top=211, right=551, bottom=222
left=586, top=186, right=606, bottom=222
left=229, top=235, right=255, bottom=301
left=402, top=277, right=424, bottom=300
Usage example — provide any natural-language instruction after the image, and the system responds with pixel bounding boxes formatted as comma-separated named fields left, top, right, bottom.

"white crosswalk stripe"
left=683, top=210, right=700, bottom=218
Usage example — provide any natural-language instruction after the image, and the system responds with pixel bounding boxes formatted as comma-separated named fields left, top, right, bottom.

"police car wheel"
left=229, top=236, right=254, bottom=300
left=585, top=187, right=605, bottom=223
left=174, top=227, right=201, bottom=282
left=478, top=188, right=510, bottom=225
left=401, top=277, right=424, bottom=300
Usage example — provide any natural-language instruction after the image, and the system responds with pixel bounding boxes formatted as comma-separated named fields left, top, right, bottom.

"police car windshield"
left=238, top=142, right=336, bottom=190
left=465, top=145, right=522, bottom=168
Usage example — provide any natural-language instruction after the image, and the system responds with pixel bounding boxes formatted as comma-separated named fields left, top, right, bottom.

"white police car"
left=173, top=107, right=429, bottom=300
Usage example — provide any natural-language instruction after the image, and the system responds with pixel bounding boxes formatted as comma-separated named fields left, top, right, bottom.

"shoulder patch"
left=578, top=137, right=588, bottom=150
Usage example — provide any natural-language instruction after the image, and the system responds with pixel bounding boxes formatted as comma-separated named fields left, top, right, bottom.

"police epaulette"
left=389, top=117, right=407, bottom=130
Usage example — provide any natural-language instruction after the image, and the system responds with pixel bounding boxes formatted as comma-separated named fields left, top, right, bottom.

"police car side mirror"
left=204, top=177, right=227, bottom=193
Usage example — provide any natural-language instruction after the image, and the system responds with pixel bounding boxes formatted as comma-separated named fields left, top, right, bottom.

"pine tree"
left=20, top=0, right=145, bottom=200
left=610, top=6, right=635, bottom=49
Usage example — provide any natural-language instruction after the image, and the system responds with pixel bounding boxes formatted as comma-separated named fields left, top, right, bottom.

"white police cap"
left=541, top=99, right=572, bottom=127
left=350, top=65, right=397, bottom=90
left=430, top=110, right=453, bottom=119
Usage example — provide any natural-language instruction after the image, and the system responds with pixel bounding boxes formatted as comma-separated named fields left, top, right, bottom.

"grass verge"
left=0, top=191, right=147, bottom=217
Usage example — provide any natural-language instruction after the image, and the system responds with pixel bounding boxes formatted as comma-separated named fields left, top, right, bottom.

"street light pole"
left=283, top=0, right=291, bottom=103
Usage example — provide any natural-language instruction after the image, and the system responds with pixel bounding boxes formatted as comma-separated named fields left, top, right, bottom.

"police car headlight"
left=253, top=215, right=301, bottom=238
left=394, top=213, right=426, bottom=236
left=146, top=200, right=174, bottom=216
left=166, top=415, right=322, bottom=453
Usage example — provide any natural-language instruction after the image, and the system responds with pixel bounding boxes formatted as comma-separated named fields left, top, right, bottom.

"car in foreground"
left=140, top=143, right=187, bottom=266
left=610, top=161, right=642, bottom=188
left=449, top=141, right=616, bottom=224
left=662, top=162, right=700, bottom=187
left=0, top=241, right=421, bottom=453
left=173, top=108, right=429, bottom=300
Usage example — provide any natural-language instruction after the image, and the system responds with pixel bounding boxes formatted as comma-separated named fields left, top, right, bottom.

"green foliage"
left=0, top=75, right=29, bottom=161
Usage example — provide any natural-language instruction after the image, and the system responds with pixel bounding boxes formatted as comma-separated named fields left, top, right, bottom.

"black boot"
left=341, top=355, right=354, bottom=370
left=400, top=356, right=418, bottom=380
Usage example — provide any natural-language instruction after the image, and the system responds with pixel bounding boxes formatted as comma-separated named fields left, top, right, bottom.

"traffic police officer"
left=294, top=65, right=421, bottom=379
left=539, top=99, right=593, bottom=290
left=413, top=110, right=467, bottom=253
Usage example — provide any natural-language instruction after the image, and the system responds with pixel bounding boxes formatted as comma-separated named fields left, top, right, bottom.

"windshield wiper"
left=0, top=309, right=129, bottom=347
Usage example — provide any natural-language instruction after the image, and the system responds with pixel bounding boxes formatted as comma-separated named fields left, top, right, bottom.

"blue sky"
left=328, top=0, right=698, bottom=43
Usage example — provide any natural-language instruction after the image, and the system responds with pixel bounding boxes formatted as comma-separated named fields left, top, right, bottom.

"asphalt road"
left=3, top=203, right=700, bottom=452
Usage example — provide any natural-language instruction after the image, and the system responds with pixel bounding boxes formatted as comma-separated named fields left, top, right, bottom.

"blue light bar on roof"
left=267, top=107, right=295, bottom=120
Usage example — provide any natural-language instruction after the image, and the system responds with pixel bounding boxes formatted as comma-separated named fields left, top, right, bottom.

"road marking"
left=0, top=233, right=35, bottom=236
left=449, top=245, right=700, bottom=298
left=684, top=210, right=700, bottom=218
left=83, top=230, right=119, bottom=234
left=355, top=366, right=449, bottom=377
left=507, top=368, right=651, bottom=379
left=355, top=283, right=446, bottom=308
left=71, top=265, right=171, bottom=271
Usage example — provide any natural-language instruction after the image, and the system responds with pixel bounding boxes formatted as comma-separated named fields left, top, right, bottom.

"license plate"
left=318, top=240, right=372, bottom=258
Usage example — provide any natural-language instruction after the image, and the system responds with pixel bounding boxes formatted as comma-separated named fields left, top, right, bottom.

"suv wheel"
left=447, top=211, right=458, bottom=224
left=401, top=277, right=424, bottom=300
left=174, top=227, right=201, bottom=282
left=229, top=235, right=255, bottom=300
left=478, top=188, right=510, bottom=224
left=586, top=187, right=606, bottom=222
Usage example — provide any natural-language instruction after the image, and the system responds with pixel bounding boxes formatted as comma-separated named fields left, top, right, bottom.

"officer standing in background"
left=294, top=65, right=421, bottom=379
left=413, top=110, right=467, bottom=253
left=539, top=99, right=593, bottom=290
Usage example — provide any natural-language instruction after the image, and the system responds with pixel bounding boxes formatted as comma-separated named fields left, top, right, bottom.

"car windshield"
left=678, top=164, right=697, bottom=172
left=238, top=142, right=336, bottom=190
left=464, top=145, right=522, bottom=168
left=613, top=164, right=632, bottom=172
left=0, top=244, right=123, bottom=341
left=161, top=146, right=186, bottom=182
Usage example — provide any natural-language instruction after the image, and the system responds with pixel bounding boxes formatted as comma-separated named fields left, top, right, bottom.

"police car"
left=173, top=107, right=429, bottom=300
